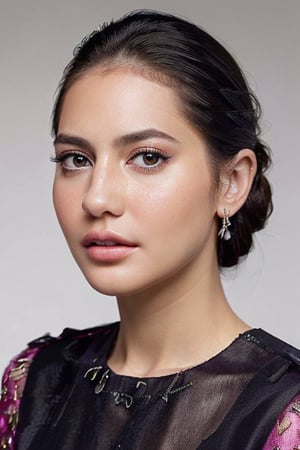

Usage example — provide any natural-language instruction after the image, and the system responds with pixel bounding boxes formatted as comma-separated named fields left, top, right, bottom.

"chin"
left=85, top=272, right=161, bottom=299
left=83, top=273, right=137, bottom=298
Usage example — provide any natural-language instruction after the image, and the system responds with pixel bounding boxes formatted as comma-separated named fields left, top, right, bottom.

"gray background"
left=0, top=0, right=299, bottom=373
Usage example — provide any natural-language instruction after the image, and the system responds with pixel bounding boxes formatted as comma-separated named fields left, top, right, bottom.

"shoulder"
left=29, top=321, right=119, bottom=348
left=10, top=321, right=119, bottom=374
left=247, top=330, right=300, bottom=447
left=201, top=330, right=300, bottom=449
left=21, top=321, right=119, bottom=382
left=246, top=328, right=300, bottom=366
left=0, top=322, right=118, bottom=448
left=248, top=330, right=300, bottom=449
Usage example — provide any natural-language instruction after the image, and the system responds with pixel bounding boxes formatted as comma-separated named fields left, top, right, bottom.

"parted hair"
left=52, top=10, right=273, bottom=267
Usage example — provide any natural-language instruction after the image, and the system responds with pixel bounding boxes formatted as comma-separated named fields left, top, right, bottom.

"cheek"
left=130, top=171, right=216, bottom=253
left=135, top=166, right=215, bottom=222
left=52, top=178, right=79, bottom=232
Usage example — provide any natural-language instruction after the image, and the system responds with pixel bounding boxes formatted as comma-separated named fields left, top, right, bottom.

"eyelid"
left=51, top=150, right=93, bottom=170
left=127, top=147, right=171, bottom=171
left=129, top=147, right=171, bottom=160
left=52, top=149, right=93, bottom=159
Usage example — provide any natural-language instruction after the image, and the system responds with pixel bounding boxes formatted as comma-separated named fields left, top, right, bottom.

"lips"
left=81, top=232, right=138, bottom=262
left=82, top=232, right=137, bottom=248
left=88, top=240, right=121, bottom=247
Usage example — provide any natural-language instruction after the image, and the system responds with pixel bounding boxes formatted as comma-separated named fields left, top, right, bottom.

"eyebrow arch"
left=113, top=128, right=180, bottom=146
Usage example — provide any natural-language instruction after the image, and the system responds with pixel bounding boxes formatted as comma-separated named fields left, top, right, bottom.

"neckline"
left=95, top=324, right=260, bottom=382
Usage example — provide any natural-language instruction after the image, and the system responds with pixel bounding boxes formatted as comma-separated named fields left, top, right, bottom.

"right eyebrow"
left=53, top=134, right=94, bottom=153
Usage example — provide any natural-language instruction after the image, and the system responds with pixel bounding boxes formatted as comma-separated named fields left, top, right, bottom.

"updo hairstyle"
left=52, top=10, right=273, bottom=268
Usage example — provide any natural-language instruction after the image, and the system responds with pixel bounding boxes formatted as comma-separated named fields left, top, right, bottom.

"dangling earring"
left=218, top=209, right=231, bottom=240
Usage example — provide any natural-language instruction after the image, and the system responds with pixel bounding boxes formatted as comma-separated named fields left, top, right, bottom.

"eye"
left=51, top=152, right=92, bottom=171
left=129, top=149, right=170, bottom=170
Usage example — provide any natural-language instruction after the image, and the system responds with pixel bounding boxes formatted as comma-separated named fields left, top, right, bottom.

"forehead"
left=57, top=68, right=216, bottom=182
left=58, top=68, right=194, bottom=144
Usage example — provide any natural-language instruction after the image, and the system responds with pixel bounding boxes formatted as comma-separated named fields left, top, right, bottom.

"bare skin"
left=53, top=68, right=256, bottom=378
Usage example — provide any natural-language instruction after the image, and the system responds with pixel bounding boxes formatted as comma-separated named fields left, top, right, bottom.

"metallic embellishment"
left=245, top=333, right=262, bottom=346
left=136, top=381, right=147, bottom=389
left=94, top=369, right=110, bottom=394
left=84, top=366, right=103, bottom=382
left=218, top=209, right=231, bottom=240
left=272, top=447, right=280, bottom=450
left=277, top=416, right=292, bottom=435
left=160, top=372, right=193, bottom=403
left=113, top=392, right=133, bottom=409
left=84, top=363, right=193, bottom=411
left=84, top=365, right=111, bottom=395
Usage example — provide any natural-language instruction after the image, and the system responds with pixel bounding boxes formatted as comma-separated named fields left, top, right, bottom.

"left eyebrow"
left=113, top=128, right=180, bottom=146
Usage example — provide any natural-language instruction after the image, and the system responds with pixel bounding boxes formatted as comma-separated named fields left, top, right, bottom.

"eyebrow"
left=112, top=128, right=180, bottom=146
left=53, top=135, right=94, bottom=152
left=54, top=128, right=180, bottom=150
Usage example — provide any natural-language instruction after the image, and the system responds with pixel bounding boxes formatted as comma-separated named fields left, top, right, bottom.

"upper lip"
left=81, top=231, right=137, bottom=247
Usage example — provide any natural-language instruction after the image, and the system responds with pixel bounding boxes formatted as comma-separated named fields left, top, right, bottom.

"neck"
left=108, top=261, right=249, bottom=378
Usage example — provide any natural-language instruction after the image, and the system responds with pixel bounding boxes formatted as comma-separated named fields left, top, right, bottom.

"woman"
left=1, top=10, right=300, bottom=449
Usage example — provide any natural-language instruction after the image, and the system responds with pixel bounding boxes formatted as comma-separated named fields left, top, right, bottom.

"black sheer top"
left=16, top=323, right=300, bottom=449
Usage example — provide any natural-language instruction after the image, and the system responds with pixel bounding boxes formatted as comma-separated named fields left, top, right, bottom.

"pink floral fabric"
left=263, top=395, right=300, bottom=450
left=0, top=346, right=40, bottom=449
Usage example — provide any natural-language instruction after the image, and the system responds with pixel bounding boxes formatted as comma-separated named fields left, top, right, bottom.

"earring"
left=218, top=209, right=231, bottom=240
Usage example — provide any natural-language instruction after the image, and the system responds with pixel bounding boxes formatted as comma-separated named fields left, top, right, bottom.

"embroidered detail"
left=160, top=372, right=193, bottom=403
left=84, top=365, right=192, bottom=409
left=263, top=395, right=300, bottom=449
left=0, top=347, right=41, bottom=450
left=277, top=416, right=292, bottom=435
left=291, top=401, right=300, bottom=415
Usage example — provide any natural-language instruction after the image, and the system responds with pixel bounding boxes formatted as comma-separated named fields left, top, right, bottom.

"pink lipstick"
left=81, top=231, right=138, bottom=262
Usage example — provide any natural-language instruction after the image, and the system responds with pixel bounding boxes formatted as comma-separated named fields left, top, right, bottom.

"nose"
left=82, top=162, right=125, bottom=218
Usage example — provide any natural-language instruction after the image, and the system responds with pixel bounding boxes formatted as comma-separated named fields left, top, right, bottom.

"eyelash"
left=128, top=148, right=171, bottom=172
left=50, top=152, right=92, bottom=172
left=51, top=148, right=171, bottom=173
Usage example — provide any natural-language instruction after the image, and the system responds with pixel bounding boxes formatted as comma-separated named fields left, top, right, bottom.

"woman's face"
left=53, top=68, right=220, bottom=297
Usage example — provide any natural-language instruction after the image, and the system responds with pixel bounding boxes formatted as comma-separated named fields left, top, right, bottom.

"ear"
left=216, top=149, right=257, bottom=218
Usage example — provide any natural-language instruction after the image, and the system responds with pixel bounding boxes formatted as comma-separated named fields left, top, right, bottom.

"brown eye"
left=130, top=149, right=170, bottom=170
left=54, top=153, right=92, bottom=171
left=142, top=152, right=160, bottom=166
left=72, top=155, right=88, bottom=167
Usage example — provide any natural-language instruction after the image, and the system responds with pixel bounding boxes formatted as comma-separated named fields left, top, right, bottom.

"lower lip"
left=84, top=245, right=137, bottom=262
